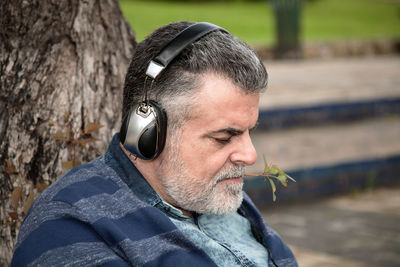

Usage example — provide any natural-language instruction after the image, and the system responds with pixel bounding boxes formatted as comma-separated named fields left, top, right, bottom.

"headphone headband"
left=146, top=22, right=226, bottom=79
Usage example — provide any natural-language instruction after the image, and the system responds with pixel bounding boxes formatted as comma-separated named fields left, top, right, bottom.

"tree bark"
left=0, top=0, right=136, bottom=264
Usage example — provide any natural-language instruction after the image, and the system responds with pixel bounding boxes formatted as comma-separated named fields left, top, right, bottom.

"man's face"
left=157, top=73, right=260, bottom=214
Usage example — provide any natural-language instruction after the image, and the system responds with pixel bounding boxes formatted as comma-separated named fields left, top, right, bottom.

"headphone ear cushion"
left=149, top=100, right=167, bottom=158
left=137, top=122, right=158, bottom=159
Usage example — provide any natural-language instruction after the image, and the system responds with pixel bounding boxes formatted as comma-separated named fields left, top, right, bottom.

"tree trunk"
left=0, top=0, right=136, bottom=264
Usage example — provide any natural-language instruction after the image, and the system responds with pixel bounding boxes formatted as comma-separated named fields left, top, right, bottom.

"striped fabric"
left=11, top=134, right=297, bottom=266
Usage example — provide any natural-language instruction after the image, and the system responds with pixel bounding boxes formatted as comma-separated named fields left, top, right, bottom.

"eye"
left=214, top=137, right=232, bottom=145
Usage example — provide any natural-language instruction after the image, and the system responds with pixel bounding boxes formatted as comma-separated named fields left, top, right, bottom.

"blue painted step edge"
left=257, top=98, right=400, bottom=131
left=244, top=154, right=400, bottom=206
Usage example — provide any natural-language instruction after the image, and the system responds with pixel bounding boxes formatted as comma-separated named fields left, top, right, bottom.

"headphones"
left=120, top=22, right=225, bottom=160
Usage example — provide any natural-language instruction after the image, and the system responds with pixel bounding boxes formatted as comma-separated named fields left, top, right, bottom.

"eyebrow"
left=206, top=122, right=259, bottom=137
left=209, top=127, right=244, bottom=136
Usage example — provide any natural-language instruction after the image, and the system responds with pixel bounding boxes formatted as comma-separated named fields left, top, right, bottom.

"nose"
left=229, top=131, right=257, bottom=166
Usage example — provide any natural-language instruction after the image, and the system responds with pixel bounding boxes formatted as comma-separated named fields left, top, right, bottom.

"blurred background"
left=119, top=0, right=400, bottom=266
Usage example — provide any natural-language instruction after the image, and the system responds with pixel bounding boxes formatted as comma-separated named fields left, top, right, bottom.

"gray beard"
left=159, top=156, right=245, bottom=215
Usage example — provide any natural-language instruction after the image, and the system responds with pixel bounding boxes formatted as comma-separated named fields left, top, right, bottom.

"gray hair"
left=122, top=21, right=267, bottom=130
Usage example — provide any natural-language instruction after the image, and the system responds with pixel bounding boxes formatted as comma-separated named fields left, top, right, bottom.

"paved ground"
left=261, top=186, right=400, bottom=267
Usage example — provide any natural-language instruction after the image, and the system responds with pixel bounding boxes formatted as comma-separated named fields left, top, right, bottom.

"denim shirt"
left=156, top=201, right=270, bottom=267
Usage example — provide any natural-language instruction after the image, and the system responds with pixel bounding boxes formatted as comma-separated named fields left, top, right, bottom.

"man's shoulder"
left=12, top=158, right=152, bottom=265
left=45, top=158, right=123, bottom=203
left=17, top=158, right=147, bottom=245
left=28, top=157, right=147, bottom=220
left=34, top=157, right=125, bottom=205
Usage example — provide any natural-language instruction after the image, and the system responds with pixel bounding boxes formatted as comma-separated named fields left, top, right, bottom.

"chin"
left=198, top=185, right=244, bottom=215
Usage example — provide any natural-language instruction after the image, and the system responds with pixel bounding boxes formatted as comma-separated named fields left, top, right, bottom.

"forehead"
left=188, top=73, right=260, bottom=130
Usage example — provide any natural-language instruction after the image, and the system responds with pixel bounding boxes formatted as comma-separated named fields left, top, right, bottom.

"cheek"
left=180, top=141, right=209, bottom=176
left=182, top=140, right=231, bottom=179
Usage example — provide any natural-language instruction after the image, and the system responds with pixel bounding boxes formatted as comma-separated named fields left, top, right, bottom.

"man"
left=12, top=21, right=297, bottom=266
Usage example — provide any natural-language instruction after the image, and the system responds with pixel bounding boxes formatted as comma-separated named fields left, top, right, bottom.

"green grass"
left=120, top=0, right=400, bottom=46
left=304, top=0, right=400, bottom=42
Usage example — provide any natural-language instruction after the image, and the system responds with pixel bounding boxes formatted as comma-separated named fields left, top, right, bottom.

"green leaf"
left=269, top=164, right=280, bottom=175
left=268, top=178, right=277, bottom=202
left=276, top=174, right=288, bottom=187
left=286, top=174, right=296, bottom=183
left=263, top=158, right=270, bottom=174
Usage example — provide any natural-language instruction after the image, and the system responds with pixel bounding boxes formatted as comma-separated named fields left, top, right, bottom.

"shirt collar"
left=155, top=200, right=190, bottom=219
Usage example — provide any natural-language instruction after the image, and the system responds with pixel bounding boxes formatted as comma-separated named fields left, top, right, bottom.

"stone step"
left=260, top=56, right=400, bottom=110
left=258, top=97, right=400, bottom=130
left=257, top=56, right=400, bottom=130
left=245, top=115, right=400, bottom=204
left=246, top=154, right=400, bottom=205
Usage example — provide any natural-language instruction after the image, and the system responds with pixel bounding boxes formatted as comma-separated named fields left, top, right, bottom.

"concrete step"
left=245, top=115, right=400, bottom=204
left=260, top=56, right=400, bottom=110
left=243, top=56, right=400, bottom=204
left=257, top=56, right=400, bottom=130
left=248, top=116, right=400, bottom=172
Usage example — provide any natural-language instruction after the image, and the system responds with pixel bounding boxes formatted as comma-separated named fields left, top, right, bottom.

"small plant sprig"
left=246, top=155, right=296, bottom=201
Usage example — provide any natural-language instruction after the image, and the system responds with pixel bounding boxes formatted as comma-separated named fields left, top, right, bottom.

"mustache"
left=215, top=166, right=245, bottom=183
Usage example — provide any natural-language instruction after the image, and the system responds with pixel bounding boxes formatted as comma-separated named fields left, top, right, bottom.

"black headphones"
left=120, top=22, right=225, bottom=160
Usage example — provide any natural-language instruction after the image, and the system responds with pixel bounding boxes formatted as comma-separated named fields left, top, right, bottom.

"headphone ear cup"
left=120, top=101, right=167, bottom=160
